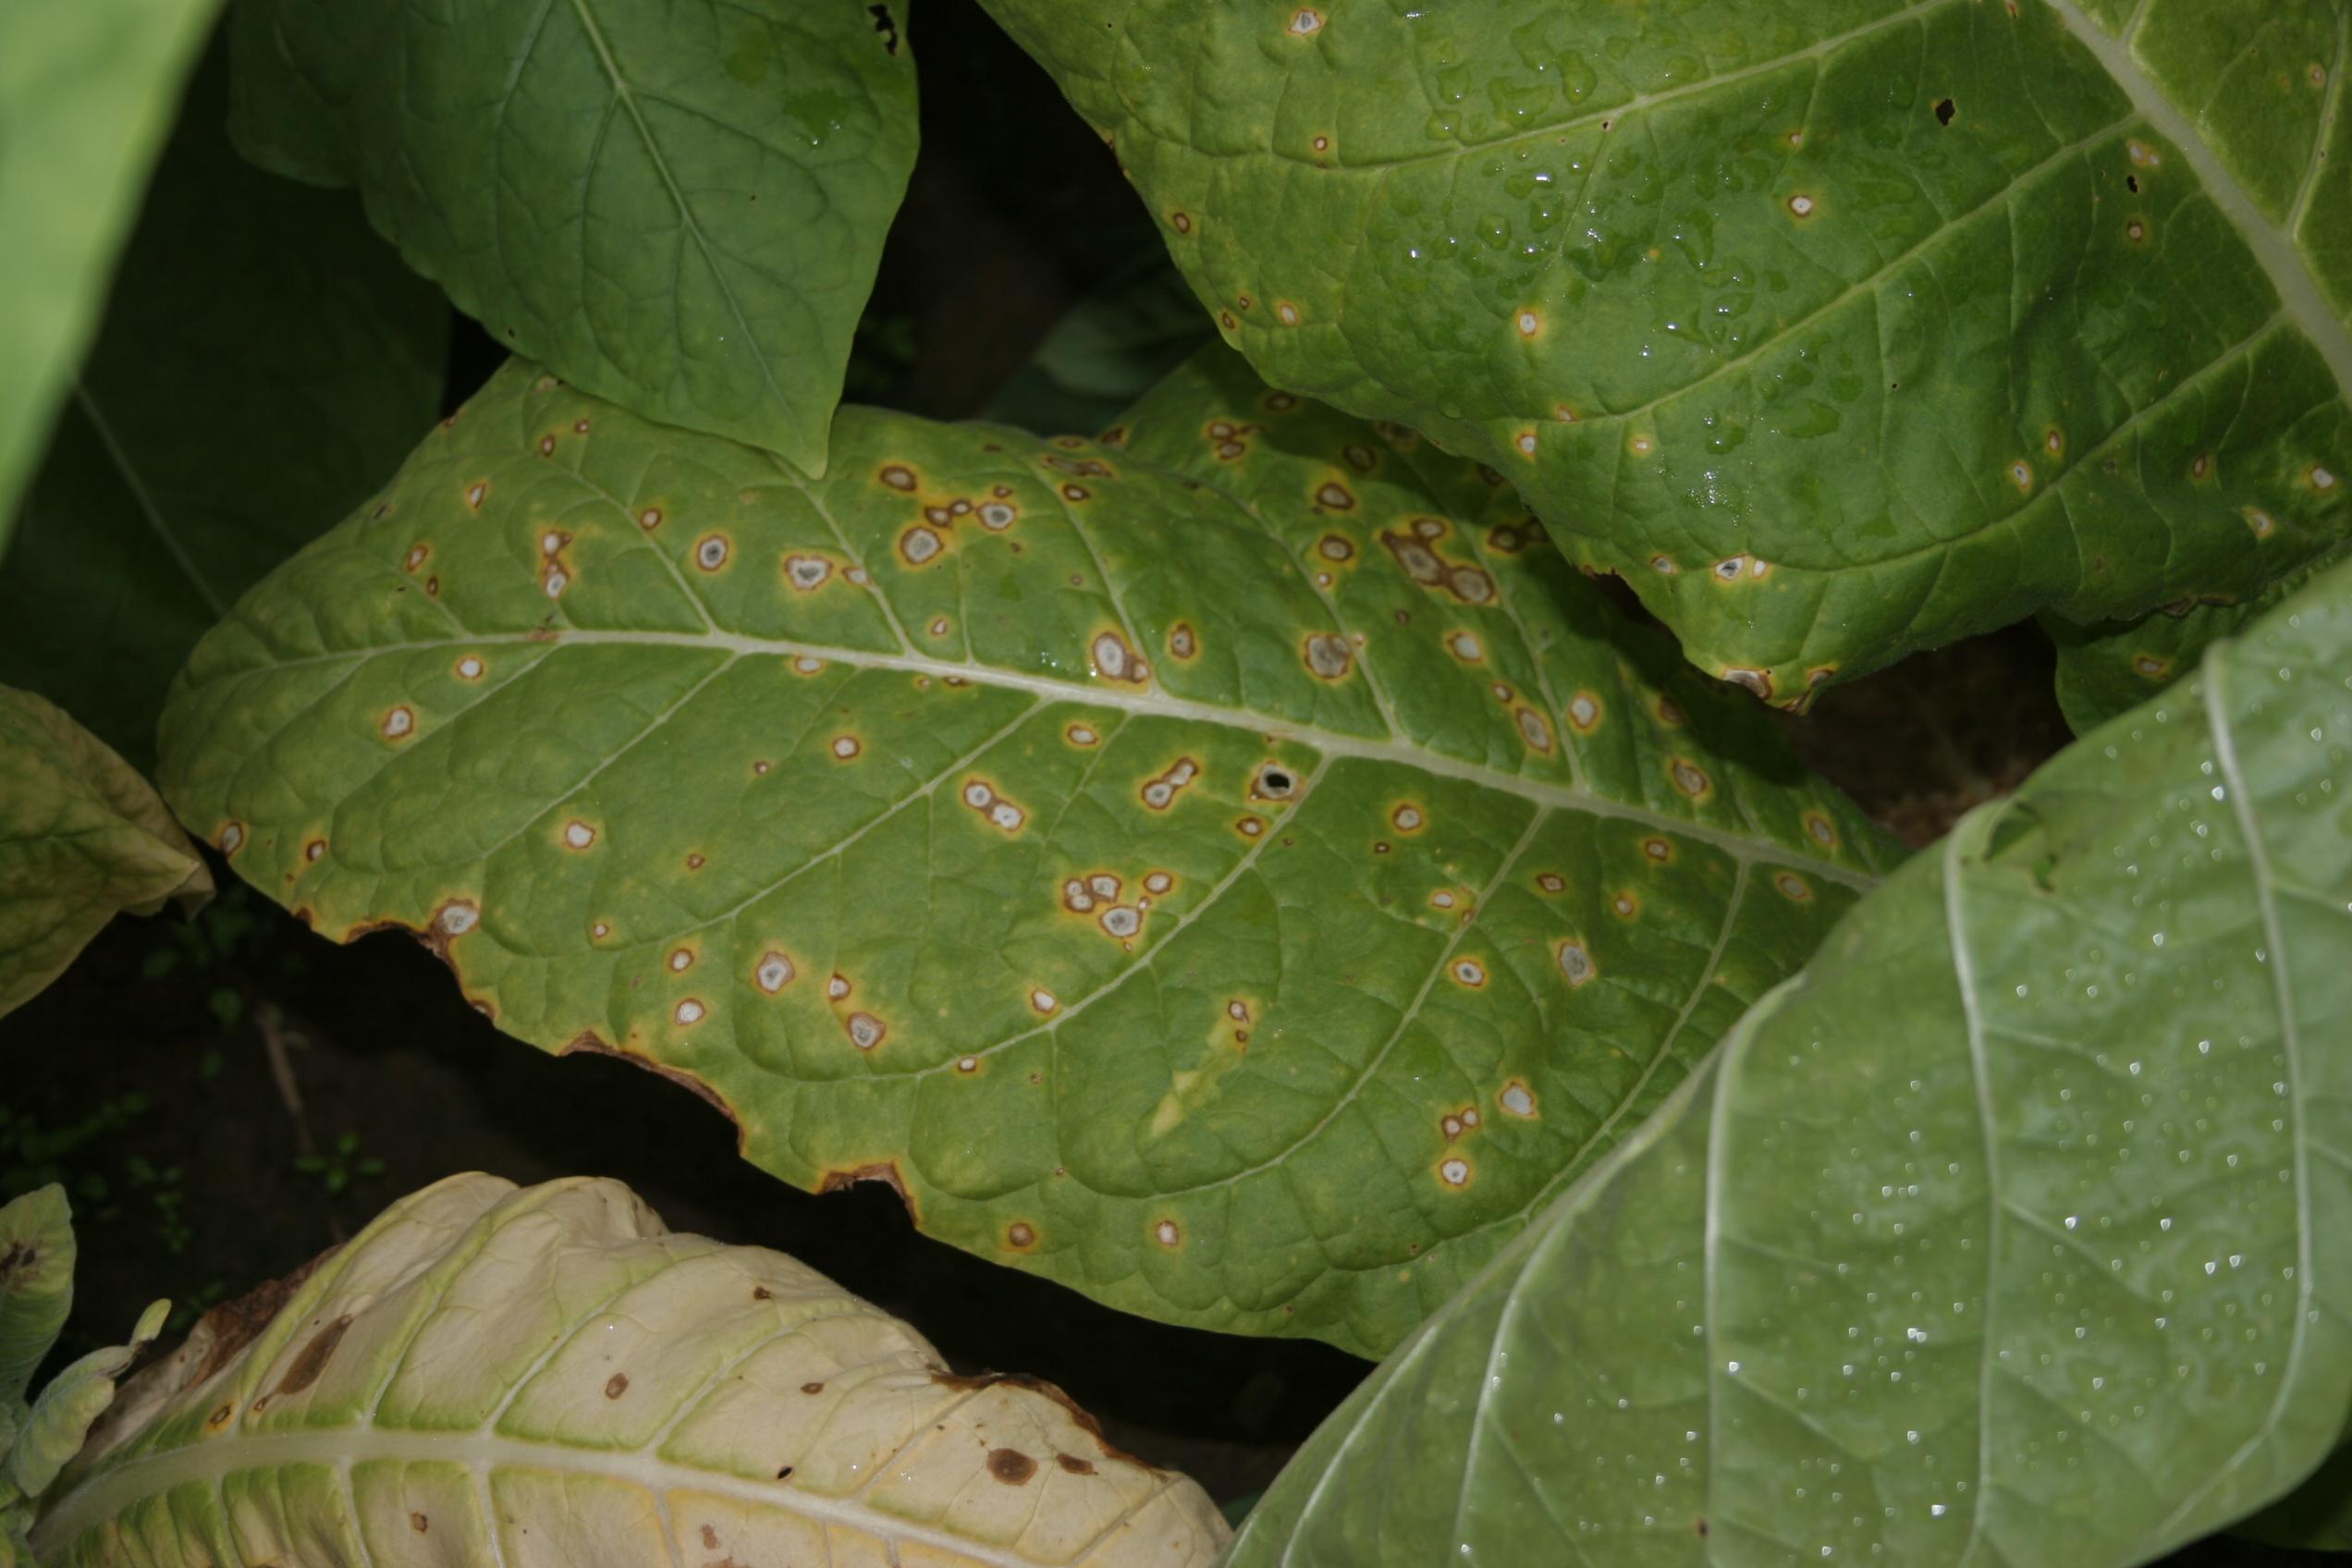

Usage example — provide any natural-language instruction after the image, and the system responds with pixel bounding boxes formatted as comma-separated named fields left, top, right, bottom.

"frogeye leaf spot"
left=157, top=348, right=1895, bottom=1356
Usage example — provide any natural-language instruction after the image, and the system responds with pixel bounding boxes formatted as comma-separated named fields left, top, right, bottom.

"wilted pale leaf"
left=7, top=1302, right=167, bottom=1505
left=158, top=349, right=1893, bottom=1354
left=33, top=1174, right=1227, bottom=1568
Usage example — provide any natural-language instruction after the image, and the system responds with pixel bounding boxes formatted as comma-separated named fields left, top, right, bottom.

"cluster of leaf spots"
left=980, top=0, right=2351, bottom=703
left=158, top=347, right=1893, bottom=1355
left=34, top=1175, right=1227, bottom=1566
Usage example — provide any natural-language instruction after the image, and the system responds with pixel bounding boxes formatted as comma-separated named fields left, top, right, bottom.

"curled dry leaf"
left=33, top=1174, right=1228, bottom=1568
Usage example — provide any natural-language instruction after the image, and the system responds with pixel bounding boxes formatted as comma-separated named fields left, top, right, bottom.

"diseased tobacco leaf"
left=1, top=1187, right=76, bottom=1415
left=228, top=0, right=917, bottom=474
left=2, top=1188, right=169, bottom=1568
left=0, top=0, right=219, bottom=527
left=2046, top=543, right=2348, bottom=734
left=30, top=1174, right=1229, bottom=1568
left=156, top=347, right=1894, bottom=1356
left=0, top=46, right=447, bottom=771
left=1222, top=558, right=2352, bottom=1566
left=0, top=687, right=210, bottom=1022
left=979, top=0, right=2352, bottom=704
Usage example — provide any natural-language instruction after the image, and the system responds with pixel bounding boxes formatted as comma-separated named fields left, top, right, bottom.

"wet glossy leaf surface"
left=157, top=348, right=1893, bottom=1355
left=0, top=688, right=210, bottom=1021
left=981, top=0, right=2352, bottom=701
left=229, top=0, right=916, bottom=473
left=1223, top=559, right=2352, bottom=1565
left=32, top=1174, right=1229, bottom=1568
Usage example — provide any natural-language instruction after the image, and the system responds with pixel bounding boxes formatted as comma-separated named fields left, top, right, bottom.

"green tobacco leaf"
left=0, top=1188, right=74, bottom=1414
left=7, top=1300, right=166, bottom=1504
left=155, top=347, right=1893, bottom=1355
left=980, top=0, right=2352, bottom=704
left=0, top=688, right=211, bottom=1021
left=0, top=47, right=447, bottom=771
left=0, top=1185, right=75, bottom=1568
left=1222, top=558, right=2352, bottom=1565
left=2046, top=543, right=2349, bottom=735
left=31, top=1173, right=1229, bottom=1567
left=0, top=0, right=220, bottom=529
left=228, top=0, right=917, bottom=475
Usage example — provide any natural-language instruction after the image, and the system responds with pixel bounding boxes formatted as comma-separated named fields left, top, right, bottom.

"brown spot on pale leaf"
left=274, top=1314, right=353, bottom=1396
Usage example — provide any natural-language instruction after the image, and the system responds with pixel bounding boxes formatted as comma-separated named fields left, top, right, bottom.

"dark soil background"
left=0, top=4, right=2327, bottom=1558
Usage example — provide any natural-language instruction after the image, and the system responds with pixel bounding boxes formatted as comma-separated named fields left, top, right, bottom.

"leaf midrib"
left=69, top=383, right=224, bottom=618
left=2046, top=0, right=2352, bottom=406
left=217, top=623, right=1877, bottom=890
left=2152, top=643, right=2313, bottom=1540
left=1942, top=823, right=2005, bottom=1564
left=30, top=1421, right=1123, bottom=1568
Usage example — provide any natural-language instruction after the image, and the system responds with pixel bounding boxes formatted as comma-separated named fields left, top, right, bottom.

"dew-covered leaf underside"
left=227, top=0, right=916, bottom=474
left=32, top=1174, right=1229, bottom=1568
left=156, top=348, right=1893, bottom=1356
left=1224, top=559, right=2352, bottom=1566
left=980, top=0, right=2352, bottom=704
